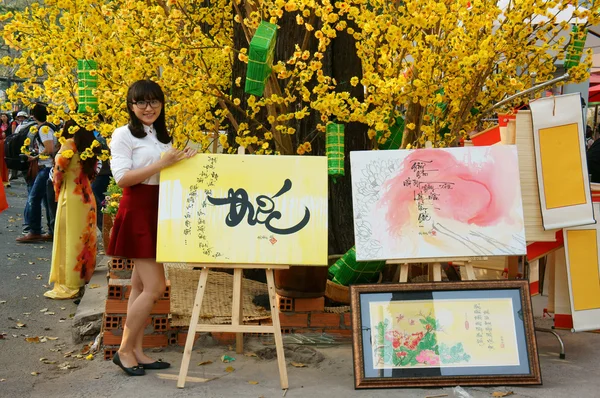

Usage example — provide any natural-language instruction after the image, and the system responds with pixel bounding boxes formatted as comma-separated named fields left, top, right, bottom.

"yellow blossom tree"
left=1, top=0, right=599, bottom=252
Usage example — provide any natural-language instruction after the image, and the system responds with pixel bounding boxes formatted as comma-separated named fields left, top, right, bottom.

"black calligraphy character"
left=207, top=179, right=311, bottom=235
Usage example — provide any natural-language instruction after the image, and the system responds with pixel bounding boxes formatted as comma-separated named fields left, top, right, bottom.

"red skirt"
left=107, top=184, right=159, bottom=259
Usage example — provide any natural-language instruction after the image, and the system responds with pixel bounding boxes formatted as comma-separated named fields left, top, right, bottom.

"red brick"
left=104, top=346, right=118, bottom=360
left=310, top=313, right=341, bottom=328
left=294, top=297, right=325, bottom=312
left=105, top=299, right=170, bottom=315
left=176, top=332, right=202, bottom=346
left=103, top=331, right=168, bottom=347
left=343, top=313, right=352, bottom=327
left=327, top=329, right=353, bottom=338
left=212, top=332, right=236, bottom=345
left=276, top=294, right=293, bottom=312
left=295, top=328, right=323, bottom=334
left=279, top=313, right=309, bottom=327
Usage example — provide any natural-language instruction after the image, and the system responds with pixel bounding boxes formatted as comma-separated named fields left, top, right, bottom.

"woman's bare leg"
left=117, top=259, right=166, bottom=368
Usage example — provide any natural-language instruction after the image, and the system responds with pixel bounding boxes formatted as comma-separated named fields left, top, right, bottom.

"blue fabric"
left=92, top=174, right=110, bottom=230
left=26, top=167, right=50, bottom=235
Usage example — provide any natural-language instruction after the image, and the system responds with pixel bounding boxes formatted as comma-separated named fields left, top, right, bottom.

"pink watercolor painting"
left=350, top=146, right=526, bottom=261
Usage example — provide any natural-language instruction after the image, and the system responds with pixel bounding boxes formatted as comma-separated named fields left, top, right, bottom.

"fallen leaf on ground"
left=220, top=355, right=235, bottom=363
left=45, top=312, right=55, bottom=315
left=197, top=360, right=213, bottom=366
left=224, top=366, right=235, bottom=373
left=0, top=300, right=6, bottom=304
left=60, top=307, right=66, bottom=310
left=40, top=308, right=48, bottom=312
left=31, top=372, right=40, bottom=376
left=16, top=276, right=20, bottom=280
left=23, top=312, right=31, bottom=315
left=45, top=337, right=59, bottom=340
left=244, top=352, right=258, bottom=358
left=88, top=284, right=101, bottom=289
left=492, top=392, right=513, bottom=397
left=59, top=318, right=66, bottom=322
left=16, top=322, right=26, bottom=329
left=0, top=378, right=5, bottom=382
left=36, top=274, right=42, bottom=280
left=28, top=262, right=35, bottom=265
left=39, top=358, right=47, bottom=362
left=39, top=337, right=48, bottom=343
left=43, top=360, right=58, bottom=365
left=37, top=258, right=49, bottom=261
left=290, top=362, right=306, bottom=368
left=58, top=362, right=78, bottom=370
left=25, top=337, right=40, bottom=343
left=85, top=354, right=94, bottom=360
left=248, top=380, right=259, bottom=385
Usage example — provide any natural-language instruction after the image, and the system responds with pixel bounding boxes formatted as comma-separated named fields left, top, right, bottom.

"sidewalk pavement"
left=63, top=261, right=600, bottom=398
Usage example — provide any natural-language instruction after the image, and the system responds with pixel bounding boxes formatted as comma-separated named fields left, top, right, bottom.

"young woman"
left=108, top=80, right=196, bottom=376
left=0, top=113, right=11, bottom=187
left=45, top=121, right=101, bottom=299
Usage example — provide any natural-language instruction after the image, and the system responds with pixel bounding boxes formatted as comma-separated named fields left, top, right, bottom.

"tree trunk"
left=327, top=27, right=368, bottom=256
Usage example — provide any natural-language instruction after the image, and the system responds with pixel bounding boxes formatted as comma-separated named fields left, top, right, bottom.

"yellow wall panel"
left=539, top=123, right=586, bottom=209
left=566, top=230, right=600, bottom=311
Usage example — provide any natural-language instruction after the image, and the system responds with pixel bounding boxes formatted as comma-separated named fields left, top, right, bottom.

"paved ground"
left=2, top=177, right=600, bottom=398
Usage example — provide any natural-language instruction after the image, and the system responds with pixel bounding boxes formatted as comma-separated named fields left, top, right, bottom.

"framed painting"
left=350, top=146, right=527, bottom=261
left=350, top=280, right=541, bottom=389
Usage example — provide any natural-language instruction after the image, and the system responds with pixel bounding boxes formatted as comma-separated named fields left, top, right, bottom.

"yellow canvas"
left=539, top=123, right=586, bottom=209
left=369, top=298, right=520, bottom=368
left=565, top=230, right=600, bottom=311
left=156, top=154, right=328, bottom=266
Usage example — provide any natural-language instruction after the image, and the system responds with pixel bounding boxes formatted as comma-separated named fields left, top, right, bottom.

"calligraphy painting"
left=350, top=281, right=541, bottom=389
left=156, top=154, right=328, bottom=265
left=350, top=146, right=527, bottom=261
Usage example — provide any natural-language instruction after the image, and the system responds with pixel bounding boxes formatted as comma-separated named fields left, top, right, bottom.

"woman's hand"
left=160, top=148, right=187, bottom=168
left=183, top=147, right=198, bottom=158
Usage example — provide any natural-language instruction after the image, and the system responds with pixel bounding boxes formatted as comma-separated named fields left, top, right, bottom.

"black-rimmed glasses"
left=131, top=99, right=162, bottom=109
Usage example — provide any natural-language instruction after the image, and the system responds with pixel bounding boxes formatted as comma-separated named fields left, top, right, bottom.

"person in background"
left=586, top=125, right=595, bottom=150
left=108, top=80, right=196, bottom=376
left=9, top=111, right=27, bottom=180
left=45, top=120, right=101, bottom=299
left=0, top=113, right=11, bottom=187
left=91, top=129, right=111, bottom=230
left=16, top=104, right=55, bottom=243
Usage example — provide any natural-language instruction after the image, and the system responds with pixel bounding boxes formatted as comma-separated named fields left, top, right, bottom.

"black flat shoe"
left=113, top=352, right=146, bottom=376
left=140, top=359, right=171, bottom=370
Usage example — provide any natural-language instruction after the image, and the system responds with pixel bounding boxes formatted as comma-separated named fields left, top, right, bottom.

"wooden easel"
left=177, top=264, right=290, bottom=390
left=387, top=257, right=484, bottom=282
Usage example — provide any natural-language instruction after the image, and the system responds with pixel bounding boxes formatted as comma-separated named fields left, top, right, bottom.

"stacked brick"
left=103, top=258, right=172, bottom=360
left=276, top=295, right=352, bottom=337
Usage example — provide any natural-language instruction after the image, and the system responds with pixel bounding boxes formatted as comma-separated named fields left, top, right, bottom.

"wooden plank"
left=266, top=269, right=289, bottom=390
left=177, top=268, right=209, bottom=389
left=184, top=263, right=290, bottom=270
left=193, top=324, right=275, bottom=333
left=464, top=264, right=477, bottom=281
left=432, top=263, right=442, bottom=282
left=386, top=257, right=487, bottom=265
left=231, top=269, right=244, bottom=354
left=399, top=264, right=409, bottom=283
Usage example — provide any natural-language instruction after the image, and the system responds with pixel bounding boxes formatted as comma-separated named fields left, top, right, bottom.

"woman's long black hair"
left=62, top=120, right=102, bottom=181
left=126, top=80, right=170, bottom=144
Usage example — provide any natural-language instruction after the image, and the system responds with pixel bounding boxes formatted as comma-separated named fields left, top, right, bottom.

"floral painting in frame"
left=350, top=280, right=541, bottom=388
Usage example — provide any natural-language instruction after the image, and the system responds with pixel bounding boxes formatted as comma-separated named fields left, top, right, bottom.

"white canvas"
left=350, top=146, right=527, bottom=261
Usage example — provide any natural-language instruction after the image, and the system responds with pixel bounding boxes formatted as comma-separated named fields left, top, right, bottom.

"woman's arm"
left=115, top=147, right=194, bottom=189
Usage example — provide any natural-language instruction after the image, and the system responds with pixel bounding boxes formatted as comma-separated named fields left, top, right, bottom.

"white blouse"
left=109, top=124, right=172, bottom=185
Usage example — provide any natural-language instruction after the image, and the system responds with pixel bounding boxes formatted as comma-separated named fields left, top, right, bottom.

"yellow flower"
left=110, top=201, right=118, bottom=207
left=233, top=98, right=241, bottom=106
left=61, top=149, right=74, bottom=159
left=24, top=138, right=31, bottom=146
left=40, top=125, right=50, bottom=134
